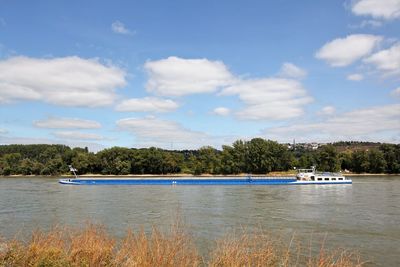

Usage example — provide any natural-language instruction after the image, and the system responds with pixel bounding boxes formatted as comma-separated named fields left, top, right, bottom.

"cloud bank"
left=391, top=87, right=400, bottom=97
left=347, top=73, right=364, bottom=81
left=221, top=78, right=313, bottom=120
left=0, top=135, right=105, bottom=152
left=144, top=57, right=312, bottom=121
left=52, top=131, right=105, bottom=140
left=279, top=62, right=307, bottom=79
left=0, top=56, right=126, bottom=106
left=315, top=34, right=382, bottom=67
left=352, top=0, right=400, bottom=20
left=264, top=104, right=400, bottom=142
left=111, top=21, right=133, bottom=35
left=363, top=43, right=400, bottom=76
left=144, top=56, right=234, bottom=96
left=117, top=117, right=209, bottom=149
left=318, top=106, right=336, bottom=116
left=116, top=97, right=179, bottom=113
left=34, top=117, right=102, bottom=129
left=212, top=107, right=231, bottom=116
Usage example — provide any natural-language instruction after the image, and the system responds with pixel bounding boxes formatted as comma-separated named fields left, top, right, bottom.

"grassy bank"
left=0, top=223, right=364, bottom=267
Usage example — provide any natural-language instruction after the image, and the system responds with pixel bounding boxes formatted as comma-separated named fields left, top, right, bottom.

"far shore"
left=1, top=172, right=399, bottom=178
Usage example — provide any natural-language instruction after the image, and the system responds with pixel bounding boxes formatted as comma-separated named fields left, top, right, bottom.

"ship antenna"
left=69, top=165, right=78, bottom=179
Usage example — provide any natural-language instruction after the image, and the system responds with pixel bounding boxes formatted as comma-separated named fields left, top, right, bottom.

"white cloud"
left=0, top=56, right=126, bottom=106
left=363, top=43, right=400, bottom=76
left=117, top=117, right=209, bottom=149
left=279, top=62, right=307, bottom=79
left=358, top=20, right=383, bottom=28
left=33, top=117, right=101, bottom=129
left=115, top=97, right=179, bottom=113
left=264, top=104, right=400, bottom=141
left=315, top=34, right=382, bottom=67
left=143, top=58, right=312, bottom=121
left=318, top=106, right=336, bottom=116
left=352, top=0, right=400, bottom=20
left=0, top=128, right=8, bottom=134
left=391, top=87, right=400, bottom=97
left=144, top=56, right=234, bottom=96
left=220, top=78, right=313, bottom=120
left=52, top=131, right=105, bottom=140
left=347, top=73, right=364, bottom=81
left=213, top=107, right=231, bottom=116
left=111, top=21, right=133, bottom=35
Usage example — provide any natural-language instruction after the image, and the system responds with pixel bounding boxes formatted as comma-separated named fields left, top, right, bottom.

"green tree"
left=41, top=156, right=65, bottom=175
left=1, top=153, right=22, bottom=174
left=196, top=146, right=221, bottom=174
left=115, top=160, right=131, bottom=175
left=130, top=149, right=146, bottom=174
left=351, top=150, right=369, bottom=173
left=39, top=147, right=61, bottom=164
left=379, top=144, right=400, bottom=173
left=162, top=152, right=183, bottom=174
left=339, top=152, right=352, bottom=171
left=317, top=145, right=339, bottom=172
left=298, top=152, right=316, bottom=169
left=142, top=147, right=164, bottom=174
left=97, top=147, right=133, bottom=174
left=220, top=145, right=238, bottom=174
left=0, top=141, right=399, bottom=176
left=368, top=149, right=387, bottom=173
left=231, top=140, right=248, bottom=173
left=246, top=138, right=274, bottom=174
left=71, top=152, right=100, bottom=174
left=187, top=154, right=203, bottom=175
left=18, top=158, right=41, bottom=175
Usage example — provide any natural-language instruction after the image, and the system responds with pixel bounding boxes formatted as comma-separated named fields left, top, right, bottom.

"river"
left=0, top=176, right=399, bottom=266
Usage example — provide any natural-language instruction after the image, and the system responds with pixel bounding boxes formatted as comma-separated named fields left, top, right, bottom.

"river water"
left=0, top=176, right=399, bottom=266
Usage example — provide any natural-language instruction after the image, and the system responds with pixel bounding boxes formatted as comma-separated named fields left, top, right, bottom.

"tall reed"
left=0, top=223, right=364, bottom=267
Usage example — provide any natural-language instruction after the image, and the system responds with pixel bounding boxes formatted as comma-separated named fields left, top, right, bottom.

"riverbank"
left=1, top=171, right=399, bottom=178
left=0, top=223, right=363, bottom=267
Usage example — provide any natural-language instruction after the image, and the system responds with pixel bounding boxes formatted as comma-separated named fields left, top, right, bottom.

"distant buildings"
left=286, top=142, right=326, bottom=151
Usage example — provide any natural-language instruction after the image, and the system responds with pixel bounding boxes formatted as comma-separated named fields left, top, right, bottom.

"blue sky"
left=0, top=0, right=399, bottom=151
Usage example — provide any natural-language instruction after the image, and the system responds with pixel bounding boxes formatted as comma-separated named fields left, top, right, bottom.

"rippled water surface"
left=0, top=176, right=399, bottom=266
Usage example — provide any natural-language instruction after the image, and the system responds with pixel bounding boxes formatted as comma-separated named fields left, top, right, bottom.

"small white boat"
left=292, top=166, right=352, bottom=184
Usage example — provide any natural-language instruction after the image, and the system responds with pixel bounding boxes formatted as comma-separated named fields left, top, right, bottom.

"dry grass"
left=208, top=231, right=281, bottom=266
left=114, top=225, right=200, bottom=267
left=0, top=224, right=364, bottom=267
left=208, top=230, right=364, bottom=267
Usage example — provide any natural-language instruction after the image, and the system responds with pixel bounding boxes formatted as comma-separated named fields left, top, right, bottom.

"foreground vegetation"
left=0, top=223, right=364, bottom=266
left=0, top=139, right=399, bottom=176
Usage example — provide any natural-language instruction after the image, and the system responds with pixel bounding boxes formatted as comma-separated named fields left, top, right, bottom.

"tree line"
left=0, top=139, right=399, bottom=176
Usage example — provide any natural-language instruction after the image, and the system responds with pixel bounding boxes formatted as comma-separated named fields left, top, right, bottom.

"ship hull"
left=59, top=177, right=352, bottom=185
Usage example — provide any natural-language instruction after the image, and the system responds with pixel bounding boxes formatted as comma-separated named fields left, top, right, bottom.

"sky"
left=0, top=0, right=399, bottom=152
